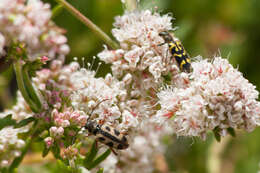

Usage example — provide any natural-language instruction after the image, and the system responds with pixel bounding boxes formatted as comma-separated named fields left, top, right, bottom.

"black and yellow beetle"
left=158, top=31, right=192, bottom=72
left=84, top=99, right=129, bottom=155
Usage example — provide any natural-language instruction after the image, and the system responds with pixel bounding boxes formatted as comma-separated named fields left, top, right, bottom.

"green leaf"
left=213, top=127, right=221, bottom=142
left=51, top=142, right=61, bottom=159
left=84, top=141, right=98, bottom=167
left=0, top=167, right=8, bottom=173
left=97, top=168, right=104, bottom=173
left=42, top=146, right=50, bottom=158
left=0, top=114, right=16, bottom=130
left=57, top=160, right=72, bottom=172
left=88, top=149, right=111, bottom=170
left=14, top=117, right=35, bottom=128
left=227, top=127, right=236, bottom=137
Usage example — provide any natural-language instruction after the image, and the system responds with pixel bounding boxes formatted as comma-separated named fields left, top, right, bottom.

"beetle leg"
left=95, top=140, right=98, bottom=149
left=110, top=147, right=118, bottom=155
left=157, top=42, right=166, bottom=46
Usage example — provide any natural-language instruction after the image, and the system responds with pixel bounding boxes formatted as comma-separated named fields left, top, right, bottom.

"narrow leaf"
left=227, top=127, right=236, bottom=137
left=42, top=146, right=50, bottom=158
left=14, top=117, right=35, bottom=128
left=0, top=114, right=16, bottom=130
left=51, top=142, right=61, bottom=159
left=88, top=149, right=111, bottom=170
left=84, top=141, right=98, bottom=167
left=213, top=127, right=221, bottom=142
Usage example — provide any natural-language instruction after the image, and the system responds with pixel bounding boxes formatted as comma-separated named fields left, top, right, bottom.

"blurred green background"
left=1, top=0, right=260, bottom=172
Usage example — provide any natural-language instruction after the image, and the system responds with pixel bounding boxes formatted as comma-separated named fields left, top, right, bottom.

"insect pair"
left=83, top=99, right=129, bottom=155
left=158, top=31, right=192, bottom=73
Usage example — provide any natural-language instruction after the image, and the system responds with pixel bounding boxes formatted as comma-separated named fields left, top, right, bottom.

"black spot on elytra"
left=93, top=129, right=98, bottom=135
left=106, top=142, right=114, bottom=147
left=105, top=126, right=111, bottom=131
left=114, top=129, right=120, bottom=136
left=100, top=129, right=121, bottom=143
left=117, top=144, right=123, bottom=149
left=98, top=137, right=106, bottom=141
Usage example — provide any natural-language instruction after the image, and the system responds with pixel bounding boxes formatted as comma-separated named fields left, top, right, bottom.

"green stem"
left=54, top=0, right=119, bottom=49
left=22, top=65, right=42, bottom=110
left=124, top=0, right=137, bottom=11
left=52, top=4, right=64, bottom=19
left=13, top=61, right=39, bottom=113
left=207, top=136, right=231, bottom=173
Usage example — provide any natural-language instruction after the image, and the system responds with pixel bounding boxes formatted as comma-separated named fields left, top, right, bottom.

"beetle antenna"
left=88, top=98, right=110, bottom=121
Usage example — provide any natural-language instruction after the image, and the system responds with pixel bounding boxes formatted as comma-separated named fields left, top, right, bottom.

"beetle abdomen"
left=98, top=125, right=129, bottom=150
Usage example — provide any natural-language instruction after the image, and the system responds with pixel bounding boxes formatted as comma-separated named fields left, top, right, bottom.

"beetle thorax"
left=85, top=120, right=98, bottom=133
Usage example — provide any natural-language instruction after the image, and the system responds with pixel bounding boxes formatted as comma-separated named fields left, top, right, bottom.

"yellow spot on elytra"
left=169, top=43, right=175, bottom=50
left=180, top=60, right=186, bottom=69
left=173, top=53, right=182, bottom=57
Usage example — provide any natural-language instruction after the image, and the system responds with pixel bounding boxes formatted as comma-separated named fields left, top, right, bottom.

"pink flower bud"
left=51, top=109, right=59, bottom=119
left=44, top=137, right=54, bottom=148
left=78, top=116, right=87, bottom=127
left=49, top=126, right=57, bottom=137
left=61, top=120, right=70, bottom=127
left=57, top=127, right=64, bottom=136
left=41, top=56, right=49, bottom=63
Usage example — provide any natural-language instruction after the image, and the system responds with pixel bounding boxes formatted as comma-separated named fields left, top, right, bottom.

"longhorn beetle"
left=84, top=99, right=129, bottom=155
left=158, top=31, right=192, bottom=72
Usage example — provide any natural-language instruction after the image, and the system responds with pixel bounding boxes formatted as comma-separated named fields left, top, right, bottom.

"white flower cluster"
left=0, top=0, right=69, bottom=60
left=0, top=93, right=33, bottom=168
left=70, top=68, right=139, bottom=131
left=154, top=57, right=260, bottom=139
left=98, top=10, right=177, bottom=85
left=0, top=126, right=27, bottom=168
left=97, top=10, right=182, bottom=125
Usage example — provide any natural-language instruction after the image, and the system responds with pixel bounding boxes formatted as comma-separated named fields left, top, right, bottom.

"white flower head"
left=98, top=10, right=176, bottom=83
left=0, top=0, right=69, bottom=60
left=154, top=56, right=260, bottom=139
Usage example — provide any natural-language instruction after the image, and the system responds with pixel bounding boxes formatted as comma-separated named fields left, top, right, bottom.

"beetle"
left=84, top=99, right=129, bottom=155
left=158, top=31, right=192, bottom=72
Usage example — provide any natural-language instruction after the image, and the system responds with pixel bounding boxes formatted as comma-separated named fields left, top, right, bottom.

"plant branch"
left=22, top=65, right=42, bottom=110
left=13, top=61, right=39, bottom=113
left=54, top=0, right=119, bottom=49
